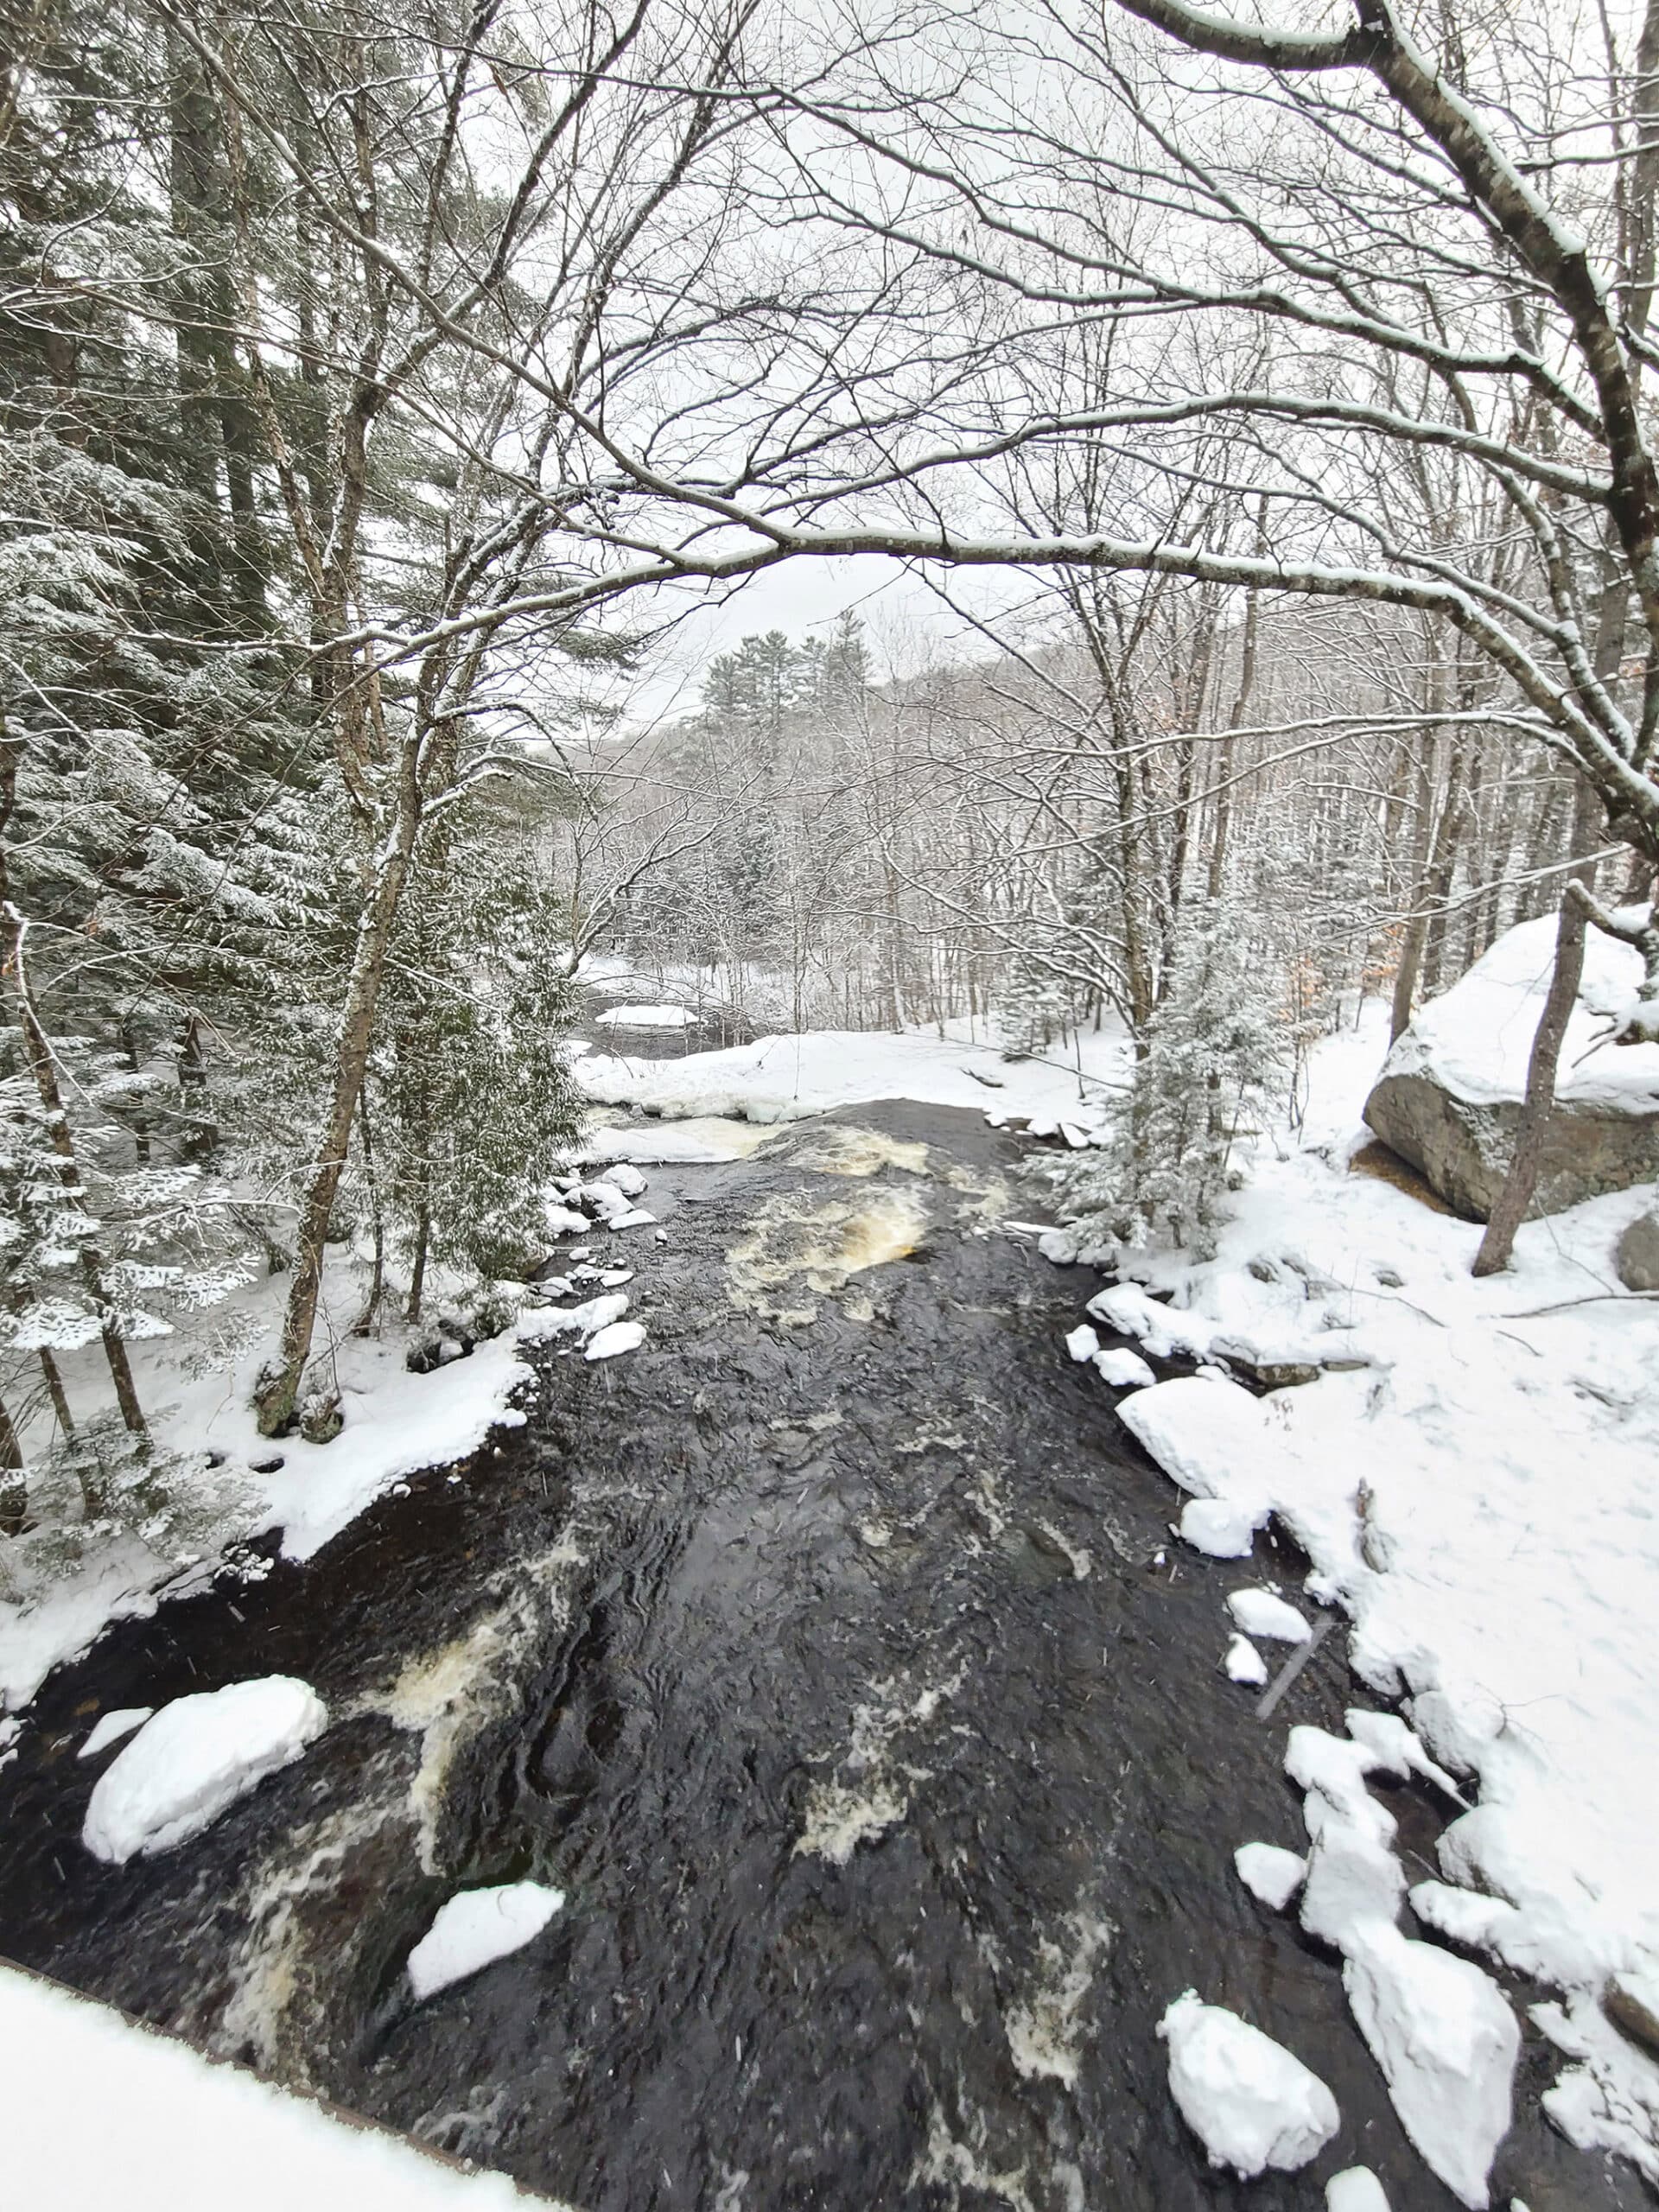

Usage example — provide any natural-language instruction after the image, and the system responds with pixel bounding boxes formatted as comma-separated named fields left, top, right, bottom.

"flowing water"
left=0, top=1104, right=1636, bottom=2211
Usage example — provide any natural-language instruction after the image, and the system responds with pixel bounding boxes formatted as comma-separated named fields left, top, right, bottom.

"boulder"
left=1615, top=1208, right=1659, bottom=1292
left=1364, top=914, right=1659, bottom=1220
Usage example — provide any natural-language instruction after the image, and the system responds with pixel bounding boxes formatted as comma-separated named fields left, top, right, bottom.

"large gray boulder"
left=1364, top=914, right=1659, bottom=1221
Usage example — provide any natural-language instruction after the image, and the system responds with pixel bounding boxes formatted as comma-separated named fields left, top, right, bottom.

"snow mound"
left=407, top=1881, right=565, bottom=2002
left=78, top=1707, right=153, bottom=1759
left=83, top=1677, right=327, bottom=1864
left=1158, top=1989, right=1339, bottom=2177
left=1235, top=1841, right=1306, bottom=1910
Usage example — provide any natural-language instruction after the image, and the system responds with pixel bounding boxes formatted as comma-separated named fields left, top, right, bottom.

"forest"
left=2, top=1, right=1658, bottom=2207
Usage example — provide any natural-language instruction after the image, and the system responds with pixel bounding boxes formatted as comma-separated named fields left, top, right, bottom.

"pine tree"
left=1052, top=898, right=1284, bottom=1258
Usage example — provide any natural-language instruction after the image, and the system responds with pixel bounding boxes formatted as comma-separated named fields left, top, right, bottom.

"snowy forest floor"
left=0, top=1004, right=1656, bottom=2202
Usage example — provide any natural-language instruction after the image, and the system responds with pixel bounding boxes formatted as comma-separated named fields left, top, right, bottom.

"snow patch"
left=1235, top=1841, right=1306, bottom=1910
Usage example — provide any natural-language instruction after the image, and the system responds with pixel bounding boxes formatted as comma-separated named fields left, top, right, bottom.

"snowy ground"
left=0, top=1962, right=566, bottom=2209
left=575, top=1018, right=1128, bottom=1134
left=1039, top=1005, right=1659, bottom=2195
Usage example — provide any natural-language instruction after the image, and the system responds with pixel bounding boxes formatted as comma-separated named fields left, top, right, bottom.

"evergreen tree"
left=1052, top=898, right=1284, bottom=1258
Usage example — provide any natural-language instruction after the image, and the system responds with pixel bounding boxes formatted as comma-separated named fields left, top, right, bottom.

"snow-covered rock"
left=1158, top=1990, right=1340, bottom=2177
left=584, top=1320, right=645, bottom=1362
left=597, top=1162, right=648, bottom=1198
left=1116, top=1376, right=1273, bottom=1503
left=543, top=1203, right=590, bottom=1238
left=1342, top=1923, right=1517, bottom=2209
left=1235, top=1841, right=1306, bottom=1911
left=406, top=1882, right=565, bottom=2002
left=1363, top=912, right=1659, bottom=1219
left=1226, top=1587, right=1310, bottom=1644
left=606, top=1207, right=658, bottom=1231
left=1093, top=1345, right=1156, bottom=1389
left=1065, top=1323, right=1100, bottom=1363
left=1326, top=2171, right=1390, bottom=2212
left=1184, top=1497, right=1264, bottom=1559
left=83, top=1678, right=327, bottom=1864
left=1224, top=1634, right=1268, bottom=1687
left=78, top=1707, right=153, bottom=1759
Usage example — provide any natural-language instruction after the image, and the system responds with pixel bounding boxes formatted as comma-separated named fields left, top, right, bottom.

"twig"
left=1502, top=1291, right=1659, bottom=1317
left=1255, top=1618, right=1335, bottom=1722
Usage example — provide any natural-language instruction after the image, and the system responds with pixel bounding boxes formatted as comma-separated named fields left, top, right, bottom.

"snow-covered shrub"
left=1048, top=899, right=1284, bottom=1257
left=0, top=1422, right=253, bottom=1599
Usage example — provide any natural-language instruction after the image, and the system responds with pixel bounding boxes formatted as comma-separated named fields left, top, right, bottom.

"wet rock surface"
left=0, top=1103, right=1637, bottom=2211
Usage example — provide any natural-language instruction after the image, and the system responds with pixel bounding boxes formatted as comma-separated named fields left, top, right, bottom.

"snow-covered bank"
left=575, top=1020, right=1128, bottom=1135
left=1, top=1183, right=658, bottom=1713
left=0, top=1965, right=564, bottom=2209
left=1051, top=1005, right=1659, bottom=2187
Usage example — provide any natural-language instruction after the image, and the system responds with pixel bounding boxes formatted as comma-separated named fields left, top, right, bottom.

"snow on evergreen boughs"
left=1048, top=899, right=1285, bottom=1258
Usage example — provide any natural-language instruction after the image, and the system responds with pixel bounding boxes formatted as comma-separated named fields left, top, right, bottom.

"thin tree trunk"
left=1473, top=779, right=1602, bottom=1274
left=0, top=1385, right=23, bottom=1535
left=255, top=747, right=422, bottom=1435
left=38, top=1348, right=74, bottom=1440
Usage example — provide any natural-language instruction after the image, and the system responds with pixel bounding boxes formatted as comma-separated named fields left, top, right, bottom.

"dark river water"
left=0, top=1103, right=1637, bottom=2211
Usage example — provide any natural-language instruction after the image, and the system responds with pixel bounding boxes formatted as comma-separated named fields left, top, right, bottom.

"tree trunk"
left=254, top=753, right=422, bottom=1435
left=38, top=1348, right=75, bottom=1440
left=0, top=1386, right=23, bottom=1535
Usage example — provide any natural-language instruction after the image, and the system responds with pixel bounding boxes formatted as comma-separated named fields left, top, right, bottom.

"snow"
left=1235, top=1840, right=1306, bottom=1910
left=584, top=1319, right=645, bottom=1361
left=82, top=1677, right=327, bottom=1864
left=605, top=1206, right=657, bottom=1230
left=575, top=1020, right=1128, bottom=1131
left=1065, top=1323, right=1100, bottom=1363
left=578, top=1116, right=775, bottom=1165
left=78, top=1707, right=153, bottom=1759
left=406, top=1881, right=565, bottom=2002
left=1062, top=998, right=1659, bottom=2185
left=1226, top=1586, right=1311, bottom=1644
left=0, top=1963, right=559, bottom=2209
left=1183, top=1497, right=1262, bottom=1559
left=1224, top=1634, right=1268, bottom=1686
left=1376, top=908, right=1659, bottom=1110
left=1157, top=1989, right=1340, bottom=2177
left=597, top=1162, right=648, bottom=1196
left=1344, top=1924, right=1518, bottom=2209
left=593, top=1003, right=693, bottom=1028
left=1326, top=2172, right=1390, bottom=2212
left=1092, top=1345, right=1155, bottom=1389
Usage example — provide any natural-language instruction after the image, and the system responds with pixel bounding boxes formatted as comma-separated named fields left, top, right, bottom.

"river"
left=0, top=1103, right=1633, bottom=2210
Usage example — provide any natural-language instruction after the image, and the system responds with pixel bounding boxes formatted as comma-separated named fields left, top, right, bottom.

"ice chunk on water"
left=78, top=1707, right=153, bottom=1760
left=407, top=1882, right=565, bottom=2002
